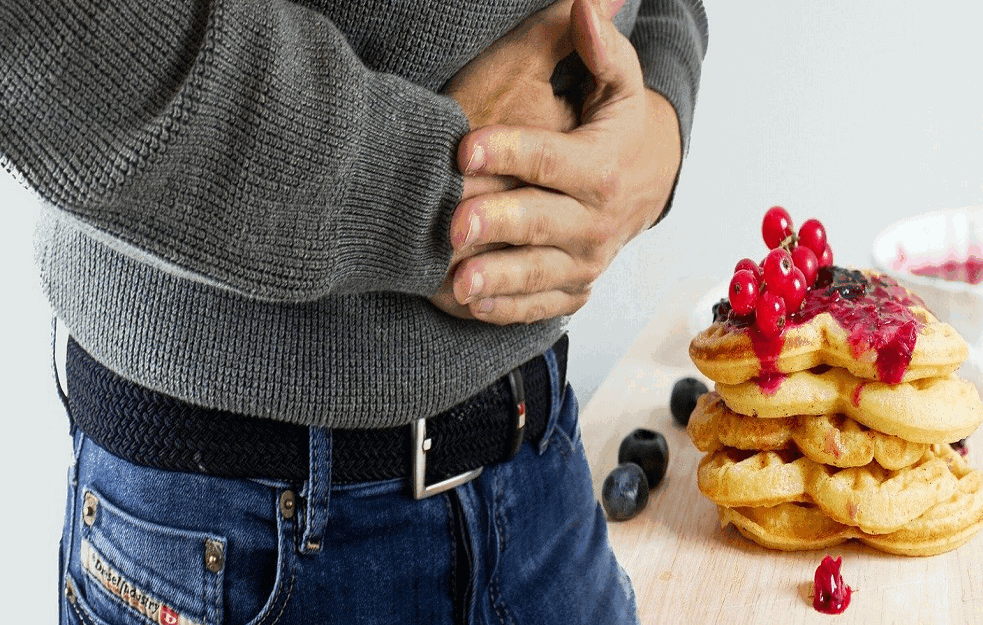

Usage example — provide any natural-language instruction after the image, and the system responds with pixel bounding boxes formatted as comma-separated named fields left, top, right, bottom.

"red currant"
left=755, top=291, right=787, bottom=338
left=819, top=243, right=834, bottom=268
left=798, top=219, right=827, bottom=257
left=762, top=248, right=794, bottom=290
left=729, top=270, right=759, bottom=316
left=762, top=206, right=793, bottom=249
left=774, top=268, right=807, bottom=312
left=734, top=258, right=763, bottom=281
left=791, top=246, right=819, bottom=286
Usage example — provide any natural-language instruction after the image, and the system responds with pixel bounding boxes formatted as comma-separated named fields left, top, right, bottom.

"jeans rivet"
left=65, top=579, right=77, bottom=604
left=204, top=539, right=224, bottom=573
left=82, top=492, right=98, bottom=527
left=280, top=490, right=296, bottom=519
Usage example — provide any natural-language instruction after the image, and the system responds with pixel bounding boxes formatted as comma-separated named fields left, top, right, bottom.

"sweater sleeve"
left=0, top=0, right=469, bottom=302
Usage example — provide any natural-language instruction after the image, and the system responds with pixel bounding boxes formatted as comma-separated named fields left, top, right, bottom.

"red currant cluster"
left=728, top=206, right=833, bottom=338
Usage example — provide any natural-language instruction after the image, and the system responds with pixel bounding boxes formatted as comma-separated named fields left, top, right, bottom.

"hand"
left=446, top=0, right=682, bottom=325
left=430, top=0, right=624, bottom=319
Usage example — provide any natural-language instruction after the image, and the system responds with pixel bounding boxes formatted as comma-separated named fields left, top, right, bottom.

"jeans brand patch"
left=80, top=539, right=203, bottom=625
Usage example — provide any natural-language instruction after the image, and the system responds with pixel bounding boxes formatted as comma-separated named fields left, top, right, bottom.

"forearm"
left=0, top=0, right=467, bottom=302
left=630, top=0, right=709, bottom=152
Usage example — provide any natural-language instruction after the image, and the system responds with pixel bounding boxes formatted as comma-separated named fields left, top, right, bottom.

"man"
left=1, top=0, right=706, bottom=623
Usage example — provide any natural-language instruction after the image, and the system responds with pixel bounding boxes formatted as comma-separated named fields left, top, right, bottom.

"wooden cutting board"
left=579, top=313, right=983, bottom=625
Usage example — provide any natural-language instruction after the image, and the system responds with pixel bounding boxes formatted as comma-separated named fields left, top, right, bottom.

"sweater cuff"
left=333, top=76, right=469, bottom=297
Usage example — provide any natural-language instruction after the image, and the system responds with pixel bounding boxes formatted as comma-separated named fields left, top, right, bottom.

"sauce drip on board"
left=812, top=555, right=853, bottom=614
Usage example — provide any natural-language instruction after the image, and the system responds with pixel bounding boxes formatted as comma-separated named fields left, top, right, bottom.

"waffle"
left=688, top=392, right=927, bottom=470
left=689, top=294, right=965, bottom=386
left=715, top=367, right=983, bottom=444
left=697, top=445, right=960, bottom=534
left=717, top=446, right=983, bottom=556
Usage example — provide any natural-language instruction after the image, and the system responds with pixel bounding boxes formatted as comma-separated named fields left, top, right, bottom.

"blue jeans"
left=58, top=351, right=639, bottom=625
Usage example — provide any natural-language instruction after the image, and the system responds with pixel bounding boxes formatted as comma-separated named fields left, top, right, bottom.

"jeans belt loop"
left=301, top=426, right=332, bottom=552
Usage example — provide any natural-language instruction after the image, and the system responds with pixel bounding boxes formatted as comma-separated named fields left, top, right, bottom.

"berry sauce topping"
left=813, top=555, right=852, bottom=615
left=796, top=268, right=925, bottom=384
left=715, top=207, right=927, bottom=393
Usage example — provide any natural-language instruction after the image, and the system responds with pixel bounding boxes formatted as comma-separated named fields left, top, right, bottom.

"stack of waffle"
left=687, top=271, right=983, bottom=556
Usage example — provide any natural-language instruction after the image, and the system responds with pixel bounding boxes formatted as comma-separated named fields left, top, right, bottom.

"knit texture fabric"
left=2, top=0, right=707, bottom=428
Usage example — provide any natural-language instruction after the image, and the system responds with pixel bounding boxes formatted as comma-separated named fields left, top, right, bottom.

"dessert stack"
left=686, top=207, right=983, bottom=556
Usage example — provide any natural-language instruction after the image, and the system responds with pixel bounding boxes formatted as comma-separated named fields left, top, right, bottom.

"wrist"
left=644, top=89, right=683, bottom=228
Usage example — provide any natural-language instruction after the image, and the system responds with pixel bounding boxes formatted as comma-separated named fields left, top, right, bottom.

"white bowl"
left=872, top=207, right=983, bottom=389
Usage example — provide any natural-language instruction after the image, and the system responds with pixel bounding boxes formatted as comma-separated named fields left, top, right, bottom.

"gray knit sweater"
left=1, top=0, right=707, bottom=428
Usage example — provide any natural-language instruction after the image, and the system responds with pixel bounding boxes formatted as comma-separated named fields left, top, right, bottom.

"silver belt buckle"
left=410, top=367, right=527, bottom=500
left=411, top=417, right=483, bottom=499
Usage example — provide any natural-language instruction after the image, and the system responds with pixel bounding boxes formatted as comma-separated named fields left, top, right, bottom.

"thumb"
left=570, top=0, right=642, bottom=92
left=518, top=0, right=627, bottom=73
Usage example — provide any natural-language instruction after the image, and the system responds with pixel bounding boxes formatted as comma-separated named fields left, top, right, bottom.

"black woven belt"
left=65, top=335, right=567, bottom=489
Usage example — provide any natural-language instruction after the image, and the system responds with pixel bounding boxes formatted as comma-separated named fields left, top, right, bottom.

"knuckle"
left=569, top=292, right=591, bottom=313
left=526, top=211, right=553, bottom=245
left=581, top=219, right=615, bottom=257
left=524, top=303, right=549, bottom=324
left=531, top=139, right=558, bottom=184
left=523, top=264, right=546, bottom=293
left=593, top=169, right=621, bottom=205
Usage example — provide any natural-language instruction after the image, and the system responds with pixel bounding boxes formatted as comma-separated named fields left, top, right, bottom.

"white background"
left=2, top=1, right=983, bottom=620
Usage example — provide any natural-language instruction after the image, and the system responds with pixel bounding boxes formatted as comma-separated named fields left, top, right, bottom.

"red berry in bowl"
left=729, top=269, right=759, bottom=316
left=792, top=246, right=819, bottom=286
left=763, top=248, right=794, bottom=290
left=775, top=268, right=807, bottom=312
left=755, top=291, right=787, bottom=338
left=798, top=219, right=827, bottom=257
left=819, top=243, right=834, bottom=268
left=762, top=206, right=793, bottom=249
left=734, top=258, right=763, bottom=281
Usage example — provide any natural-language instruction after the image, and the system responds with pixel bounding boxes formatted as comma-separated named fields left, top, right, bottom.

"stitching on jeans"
left=307, top=431, right=320, bottom=547
left=488, top=577, right=516, bottom=625
left=443, top=495, right=457, bottom=604
left=493, top=471, right=507, bottom=555
left=258, top=575, right=296, bottom=625
left=69, top=596, right=94, bottom=625
left=253, top=568, right=293, bottom=625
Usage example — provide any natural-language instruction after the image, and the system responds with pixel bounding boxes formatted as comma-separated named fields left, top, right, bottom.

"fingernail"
left=476, top=298, right=495, bottom=313
left=463, top=213, right=481, bottom=247
left=464, top=145, right=486, bottom=174
left=467, top=272, right=484, bottom=299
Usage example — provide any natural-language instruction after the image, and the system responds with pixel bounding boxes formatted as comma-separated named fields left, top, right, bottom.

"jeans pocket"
left=65, top=437, right=298, bottom=625
left=74, top=485, right=225, bottom=625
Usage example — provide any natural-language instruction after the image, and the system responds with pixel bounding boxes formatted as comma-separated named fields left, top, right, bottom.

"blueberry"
left=670, top=377, right=708, bottom=427
left=618, top=429, right=669, bottom=489
left=601, top=463, right=649, bottom=521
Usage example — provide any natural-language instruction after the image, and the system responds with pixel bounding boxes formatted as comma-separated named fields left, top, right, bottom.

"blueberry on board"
left=670, top=377, right=708, bottom=426
left=601, top=463, right=649, bottom=521
left=618, top=429, right=669, bottom=489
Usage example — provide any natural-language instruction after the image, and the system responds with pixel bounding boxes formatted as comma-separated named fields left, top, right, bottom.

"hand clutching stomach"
left=431, top=0, right=683, bottom=325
